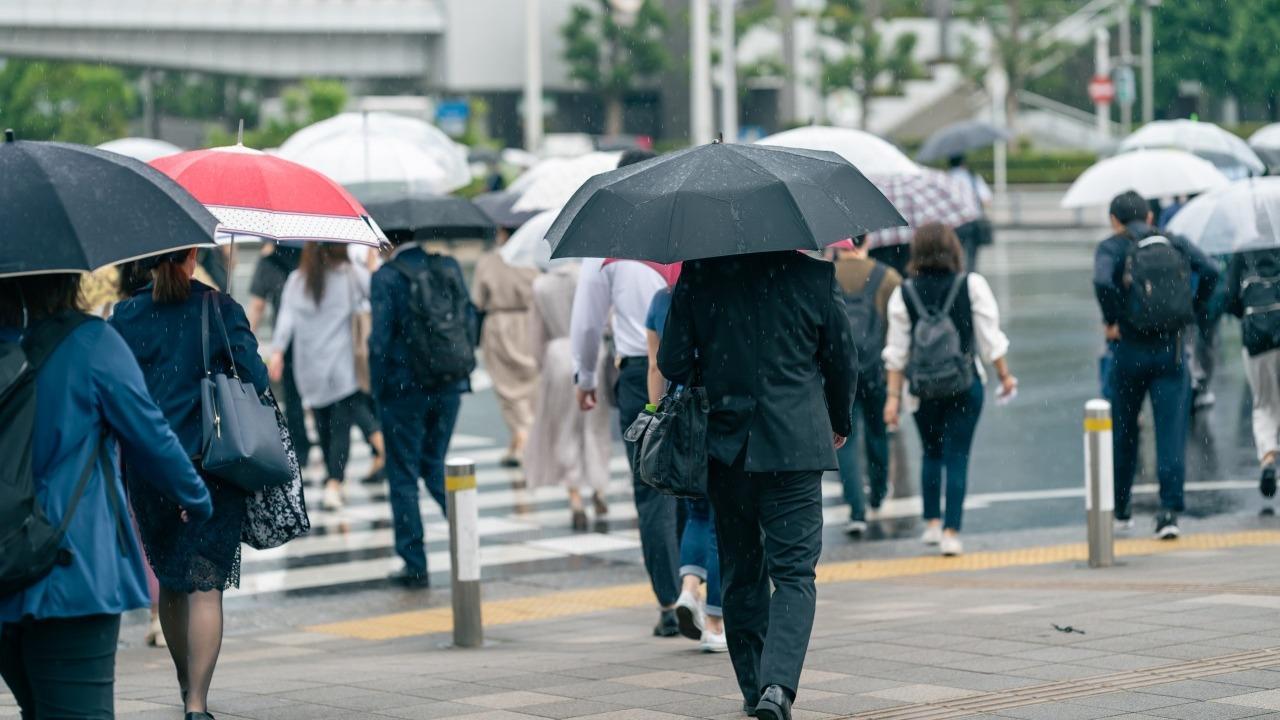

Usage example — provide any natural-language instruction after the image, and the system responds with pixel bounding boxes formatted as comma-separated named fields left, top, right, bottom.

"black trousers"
left=617, top=357, right=681, bottom=607
left=0, top=614, right=120, bottom=719
left=281, top=347, right=311, bottom=465
left=707, top=457, right=823, bottom=703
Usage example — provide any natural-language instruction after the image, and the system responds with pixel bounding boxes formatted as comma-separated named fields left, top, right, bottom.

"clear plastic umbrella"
left=97, top=137, right=183, bottom=163
left=1250, top=123, right=1280, bottom=150
left=1061, top=149, right=1230, bottom=209
left=1120, top=120, right=1264, bottom=177
left=1167, top=177, right=1280, bottom=254
left=511, top=152, right=622, bottom=212
left=499, top=208, right=559, bottom=269
left=756, top=125, right=922, bottom=177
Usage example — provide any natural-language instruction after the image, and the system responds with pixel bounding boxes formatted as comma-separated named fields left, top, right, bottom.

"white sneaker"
left=322, top=482, right=344, bottom=511
left=845, top=520, right=868, bottom=536
left=700, top=628, right=728, bottom=653
left=1114, top=518, right=1135, bottom=533
left=673, top=591, right=705, bottom=641
left=921, top=525, right=943, bottom=546
left=940, top=535, right=963, bottom=557
left=866, top=506, right=882, bottom=522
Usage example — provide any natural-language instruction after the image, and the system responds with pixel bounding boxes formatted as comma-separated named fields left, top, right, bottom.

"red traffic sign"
left=1089, top=75, right=1115, bottom=105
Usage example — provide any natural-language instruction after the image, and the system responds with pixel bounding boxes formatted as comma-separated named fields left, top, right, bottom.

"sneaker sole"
left=674, top=604, right=702, bottom=641
left=1156, top=529, right=1181, bottom=540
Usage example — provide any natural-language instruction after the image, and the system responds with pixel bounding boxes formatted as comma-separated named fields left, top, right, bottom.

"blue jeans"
left=380, top=390, right=462, bottom=575
left=837, top=378, right=890, bottom=521
left=1111, top=339, right=1190, bottom=516
left=679, top=497, right=722, bottom=617
left=913, top=379, right=984, bottom=531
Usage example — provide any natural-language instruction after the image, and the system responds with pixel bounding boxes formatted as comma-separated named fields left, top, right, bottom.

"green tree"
left=820, top=0, right=923, bottom=130
left=961, top=0, right=1071, bottom=133
left=561, top=0, right=668, bottom=136
left=1150, top=1, right=1232, bottom=119
left=0, top=60, right=136, bottom=144
left=207, top=79, right=347, bottom=149
left=1225, top=0, right=1280, bottom=119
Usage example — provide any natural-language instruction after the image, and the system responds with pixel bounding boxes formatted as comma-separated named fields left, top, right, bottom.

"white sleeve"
left=969, top=273, right=1010, bottom=364
left=570, top=258, right=609, bottom=390
left=975, top=173, right=993, bottom=205
left=271, top=272, right=301, bottom=355
left=882, top=285, right=911, bottom=372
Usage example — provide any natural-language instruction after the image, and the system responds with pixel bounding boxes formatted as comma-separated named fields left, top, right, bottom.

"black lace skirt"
left=128, top=470, right=246, bottom=593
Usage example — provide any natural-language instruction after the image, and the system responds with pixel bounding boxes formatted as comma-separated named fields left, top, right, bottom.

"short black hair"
left=948, top=155, right=965, bottom=168
left=1109, top=190, right=1149, bottom=225
left=618, top=149, right=657, bottom=168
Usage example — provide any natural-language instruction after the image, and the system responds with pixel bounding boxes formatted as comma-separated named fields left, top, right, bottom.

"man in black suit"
left=658, top=251, right=855, bottom=720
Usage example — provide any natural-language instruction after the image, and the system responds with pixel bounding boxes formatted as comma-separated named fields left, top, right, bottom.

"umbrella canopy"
left=1061, top=149, right=1230, bottom=209
left=499, top=208, right=559, bottom=269
left=1167, top=177, right=1280, bottom=254
left=511, top=152, right=623, bottom=212
left=97, top=137, right=183, bottom=163
left=151, top=144, right=385, bottom=246
left=1119, top=120, right=1264, bottom=177
left=757, top=125, right=921, bottom=177
left=1, top=131, right=218, bottom=277
left=547, top=142, right=907, bottom=264
left=277, top=111, right=471, bottom=194
left=357, top=190, right=495, bottom=240
left=861, top=170, right=983, bottom=249
left=917, top=120, right=1012, bottom=164
left=474, top=190, right=540, bottom=230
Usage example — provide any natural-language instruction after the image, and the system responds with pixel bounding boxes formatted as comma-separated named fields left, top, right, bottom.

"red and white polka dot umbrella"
left=150, top=144, right=386, bottom=247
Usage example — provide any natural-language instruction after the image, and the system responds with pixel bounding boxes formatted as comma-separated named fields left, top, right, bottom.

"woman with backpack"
left=1226, top=247, right=1280, bottom=498
left=0, top=273, right=212, bottom=719
left=883, top=223, right=1016, bottom=557
left=267, top=243, right=383, bottom=512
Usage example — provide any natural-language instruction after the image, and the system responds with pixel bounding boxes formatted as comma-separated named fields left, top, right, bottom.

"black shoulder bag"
left=624, top=364, right=709, bottom=499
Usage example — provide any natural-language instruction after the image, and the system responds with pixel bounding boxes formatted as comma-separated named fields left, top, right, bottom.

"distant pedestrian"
left=248, top=242, right=311, bottom=469
left=268, top=243, right=384, bottom=512
left=0, top=273, right=213, bottom=720
left=1093, top=191, right=1219, bottom=539
left=832, top=238, right=901, bottom=535
left=111, top=248, right=271, bottom=719
left=370, top=233, right=477, bottom=589
left=1226, top=247, right=1280, bottom=498
left=569, top=149, right=684, bottom=638
left=659, top=250, right=854, bottom=720
left=524, top=260, right=612, bottom=529
left=883, top=223, right=1015, bottom=557
left=948, top=154, right=993, bottom=271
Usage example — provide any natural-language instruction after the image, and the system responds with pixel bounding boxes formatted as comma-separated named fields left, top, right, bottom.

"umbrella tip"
left=3, top=129, right=13, bottom=143
left=237, top=119, right=244, bottom=146
left=714, top=132, right=723, bottom=144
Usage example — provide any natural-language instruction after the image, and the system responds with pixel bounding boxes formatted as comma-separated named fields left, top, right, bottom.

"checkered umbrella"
left=861, top=170, right=982, bottom=250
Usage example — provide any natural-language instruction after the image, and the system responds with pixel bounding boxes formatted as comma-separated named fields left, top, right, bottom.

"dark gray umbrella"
left=547, top=142, right=906, bottom=264
left=473, top=190, right=540, bottom=230
left=917, top=121, right=1012, bottom=163
left=1, top=130, right=218, bottom=277
left=356, top=189, right=496, bottom=240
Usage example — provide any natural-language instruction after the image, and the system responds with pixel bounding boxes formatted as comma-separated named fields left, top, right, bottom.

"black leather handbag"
left=200, top=294, right=292, bottom=492
left=624, top=373, right=709, bottom=499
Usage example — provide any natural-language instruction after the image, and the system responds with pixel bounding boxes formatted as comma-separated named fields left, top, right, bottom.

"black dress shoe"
left=185, top=712, right=215, bottom=720
left=754, top=685, right=792, bottom=720
left=388, top=568, right=430, bottom=589
left=742, top=700, right=758, bottom=717
left=653, top=609, right=680, bottom=637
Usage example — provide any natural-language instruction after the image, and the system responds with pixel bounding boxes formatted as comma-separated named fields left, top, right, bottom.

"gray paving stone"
left=1142, top=699, right=1277, bottom=719
left=1140, top=680, right=1261, bottom=701
left=1068, top=691, right=1193, bottom=712
left=381, top=701, right=504, bottom=720
left=1214, top=689, right=1280, bottom=711
left=994, top=702, right=1126, bottom=719
left=521, top=699, right=633, bottom=719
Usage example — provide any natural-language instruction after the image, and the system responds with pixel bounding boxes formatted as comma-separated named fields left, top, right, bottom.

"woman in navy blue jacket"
left=0, top=273, right=212, bottom=719
left=111, top=248, right=272, bottom=720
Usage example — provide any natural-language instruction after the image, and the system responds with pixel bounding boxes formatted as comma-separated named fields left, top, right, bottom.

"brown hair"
left=151, top=249, right=195, bottom=304
left=0, top=274, right=83, bottom=326
left=300, top=243, right=350, bottom=305
left=907, top=223, right=965, bottom=276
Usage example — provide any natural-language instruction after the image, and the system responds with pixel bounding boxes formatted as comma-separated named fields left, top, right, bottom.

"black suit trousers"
left=707, top=456, right=823, bottom=702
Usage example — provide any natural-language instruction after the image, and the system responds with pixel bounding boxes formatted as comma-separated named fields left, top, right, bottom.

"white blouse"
left=882, top=273, right=1010, bottom=381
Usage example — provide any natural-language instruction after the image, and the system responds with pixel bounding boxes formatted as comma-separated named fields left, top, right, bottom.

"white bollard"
left=1084, top=399, right=1115, bottom=568
left=446, top=458, right=483, bottom=647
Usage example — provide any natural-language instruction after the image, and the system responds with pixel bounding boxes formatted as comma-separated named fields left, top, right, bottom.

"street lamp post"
left=719, top=0, right=738, bottom=143
left=691, top=0, right=714, bottom=145
left=1141, top=0, right=1159, bottom=124
left=523, top=0, right=543, bottom=153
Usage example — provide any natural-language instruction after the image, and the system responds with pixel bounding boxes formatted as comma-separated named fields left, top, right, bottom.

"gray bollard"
left=446, top=458, right=483, bottom=647
left=1084, top=399, right=1115, bottom=568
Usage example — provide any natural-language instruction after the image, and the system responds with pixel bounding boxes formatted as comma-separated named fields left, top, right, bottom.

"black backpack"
left=1241, top=254, right=1280, bottom=356
left=844, top=263, right=889, bottom=384
left=903, top=274, right=975, bottom=400
left=0, top=312, right=125, bottom=596
left=389, top=253, right=477, bottom=388
left=1123, top=234, right=1194, bottom=337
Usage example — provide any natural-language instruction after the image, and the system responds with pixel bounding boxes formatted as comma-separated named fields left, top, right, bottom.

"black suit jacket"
left=658, top=251, right=856, bottom=473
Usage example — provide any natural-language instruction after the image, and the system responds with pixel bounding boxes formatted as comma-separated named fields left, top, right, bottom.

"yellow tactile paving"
left=306, top=529, right=1280, bottom=641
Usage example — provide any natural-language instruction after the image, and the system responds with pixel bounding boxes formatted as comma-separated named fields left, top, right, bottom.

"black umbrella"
left=356, top=189, right=496, bottom=240
left=546, top=142, right=906, bottom=264
left=473, top=190, right=540, bottom=230
left=1, top=130, right=218, bottom=278
left=917, top=120, right=1012, bottom=163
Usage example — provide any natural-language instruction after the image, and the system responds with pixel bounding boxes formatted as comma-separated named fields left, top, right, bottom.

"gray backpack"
left=903, top=275, right=975, bottom=400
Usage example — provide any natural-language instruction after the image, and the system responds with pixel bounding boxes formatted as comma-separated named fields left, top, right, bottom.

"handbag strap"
left=201, top=292, right=239, bottom=380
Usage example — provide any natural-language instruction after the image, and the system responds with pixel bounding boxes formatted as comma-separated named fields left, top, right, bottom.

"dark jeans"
left=381, top=390, right=462, bottom=575
left=281, top=347, right=311, bottom=465
left=1112, top=339, right=1190, bottom=516
left=869, top=244, right=910, bottom=277
left=313, top=392, right=360, bottom=482
left=0, top=614, right=120, bottom=719
left=708, top=457, right=822, bottom=703
left=617, top=357, right=680, bottom=608
left=680, top=497, right=722, bottom=616
left=837, top=377, right=890, bottom=520
left=914, top=378, right=984, bottom=531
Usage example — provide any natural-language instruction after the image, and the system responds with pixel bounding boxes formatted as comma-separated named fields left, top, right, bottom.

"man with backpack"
left=1226, top=246, right=1280, bottom=498
left=1093, top=191, right=1220, bottom=540
left=370, top=231, right=478, bottom=588
left=832, top=238, right=901, bottom=535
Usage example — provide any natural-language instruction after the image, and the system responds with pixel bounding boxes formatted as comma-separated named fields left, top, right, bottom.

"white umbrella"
left=511, top=152, right=622, bottom=212
left=1167, top=177, right=1280, bottom=254
left=1061, top=149, right=1230, bottom=209
left=97, top=137, right=183, bottom=162
left=277, top=112, right=471, bottom=193
left=499, top=208, right=559, bottom=269
left=1249, top=123, right=1280, bottom=150
left=756, top=125, right=921, bottom=177
left=1119, top=120, right=1264, bottom=177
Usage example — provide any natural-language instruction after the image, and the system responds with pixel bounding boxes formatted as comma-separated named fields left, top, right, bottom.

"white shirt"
left=569, top=258, right=667, bottom=390
left=272, top=264, right=371, bottom=408
left=883, top=273, right=1010, bottom=384
left=949, top=166, right=993, bottom=209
